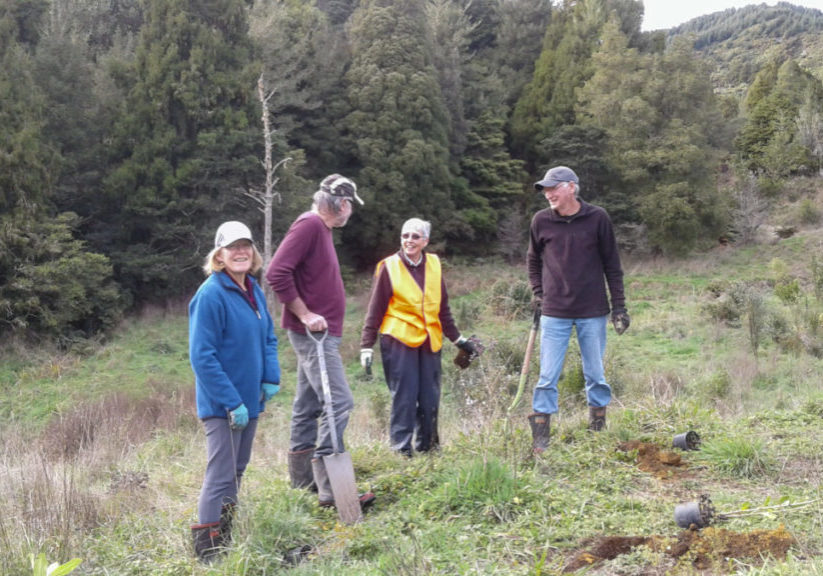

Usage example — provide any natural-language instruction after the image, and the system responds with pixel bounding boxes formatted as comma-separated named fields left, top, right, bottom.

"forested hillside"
left=2, top=0, right=823, bottom=343
left=670, top=2, right=823, bottom=89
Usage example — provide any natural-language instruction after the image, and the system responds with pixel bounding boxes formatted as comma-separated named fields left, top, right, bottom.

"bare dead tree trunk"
left=246, top=74, right=291, bottom=314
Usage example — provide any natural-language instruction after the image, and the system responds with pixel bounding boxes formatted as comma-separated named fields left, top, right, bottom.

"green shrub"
left=796, top=198, right=821, bottom=225
left=702, top=370, right=731, bottom=399
left=811, top=255, right=823, bottom=301
left=0, top=213, right=124, bottom=341
left=558, top=362, right=586, bottom=405
left=490, top=278, right=532, bottom=318
left=774, top=278, right=801, bottom=304
left=703, top=294, right=742, bottom=324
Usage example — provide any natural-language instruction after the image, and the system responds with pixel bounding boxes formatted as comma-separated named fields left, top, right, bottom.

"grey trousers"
left=197, top=417, right=257, bottom=524
left=287, top=330, right=354, bottom=456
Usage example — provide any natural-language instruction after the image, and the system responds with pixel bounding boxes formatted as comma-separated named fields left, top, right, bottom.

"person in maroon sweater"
left=266, top=174, right=373, bottom=509
left=359, top=218, right=478, bottom=456
left=527, top=166, right=629, bottom=454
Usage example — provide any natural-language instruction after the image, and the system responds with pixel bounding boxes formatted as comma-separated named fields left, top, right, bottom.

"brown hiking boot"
left=528, top=413, right=551, bottom=454
left=588, top=406, right=607, bottom=431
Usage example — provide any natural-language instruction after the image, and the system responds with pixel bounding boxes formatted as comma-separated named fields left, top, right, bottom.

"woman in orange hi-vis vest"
left=359, top=218, right=479, bottom=456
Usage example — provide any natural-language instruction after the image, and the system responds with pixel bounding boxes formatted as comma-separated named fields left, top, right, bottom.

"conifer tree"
left=510, top=0, right=643, bottom=170
left=342, top=0, right=460, bottom=263
left=578, top=24, right=728, bottom=254
left=99, top=0, right=260, bottom=304
left=0, top=0, right=123, bottom=338
left=250, top=0, right=348, bottom=180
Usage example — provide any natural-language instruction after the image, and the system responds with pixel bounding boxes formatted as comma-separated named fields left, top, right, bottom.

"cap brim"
left=220, top=236, right=253, bottom=247
left=534, top=179, right=563, bottom=190
left=352, top=191, right=364, bottom=206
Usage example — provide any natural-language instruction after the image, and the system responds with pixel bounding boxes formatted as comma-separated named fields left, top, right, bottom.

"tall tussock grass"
left=0, top=385, right=198, bottom=574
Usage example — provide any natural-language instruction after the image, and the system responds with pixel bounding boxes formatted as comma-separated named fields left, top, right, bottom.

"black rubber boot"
left=191, top=521, right=223, bottom=563
left=219, top=503, right=235, bottom=545
left=528, top=413, right=551, bottom=454
left=588, top=406, right=607, bottom=431
left=289, top=447, right=317, bottom=491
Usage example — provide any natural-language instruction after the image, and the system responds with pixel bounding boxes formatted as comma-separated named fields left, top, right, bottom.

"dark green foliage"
left=510, top=0, right=644, bottom=168
left=33, top=15, right=118, bottom=221
left=250, top=0, right=348, bottom=180
left=315, top=0, right=358, bottom=26
left=578, top=26, right=730, bottom=253
left=100, top=0, right=260, bottom=304
left=341, top=0, right=461, bottom=263
left=459, top=110, right=527, bottom=239
left=0, top=211, right=123, bottom=338
left=0, top=3, right=53, bottom=212
left=0, top=0, right=49, bottom=49
left=485, top=0, right=551, bottom=108
left=5, top=0, right=823, bottom=342
left=736, top=59, right=823, bottom=178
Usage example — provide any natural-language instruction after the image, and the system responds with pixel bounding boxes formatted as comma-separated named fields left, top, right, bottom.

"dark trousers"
left=380, top=335, right=441, bottom=455
left=198, top=417, right=257, bottom=524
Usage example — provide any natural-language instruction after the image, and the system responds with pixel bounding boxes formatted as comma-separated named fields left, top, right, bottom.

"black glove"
left=531, top=295, right=543, bottom=313
left=455, top=335, right=477, bottom=355
left=454, top=335, right=485, bottom=369
left=611, top=309, right=630, bottom=335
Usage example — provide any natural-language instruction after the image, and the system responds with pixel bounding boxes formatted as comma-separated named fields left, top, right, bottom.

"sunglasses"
left=401, top=233, right=422, bottom=240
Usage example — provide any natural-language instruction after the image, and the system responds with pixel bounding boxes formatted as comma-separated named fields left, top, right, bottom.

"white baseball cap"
left=214, top=221, right=253, bottom=248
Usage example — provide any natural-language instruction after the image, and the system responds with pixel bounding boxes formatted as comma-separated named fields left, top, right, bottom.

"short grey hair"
left=312, top=190, right=348, bottom=215
left=401, top=218, right=431, bottom=239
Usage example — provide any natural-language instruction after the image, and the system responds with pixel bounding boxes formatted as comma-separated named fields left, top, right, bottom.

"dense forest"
left=2, top=0, right=823, bottom=342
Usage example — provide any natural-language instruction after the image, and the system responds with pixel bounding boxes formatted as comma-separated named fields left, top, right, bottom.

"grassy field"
left=2, top=225, right=823, bottom=574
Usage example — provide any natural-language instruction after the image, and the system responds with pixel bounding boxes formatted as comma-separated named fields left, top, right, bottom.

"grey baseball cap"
left=534, top=166, right=579, bottom=190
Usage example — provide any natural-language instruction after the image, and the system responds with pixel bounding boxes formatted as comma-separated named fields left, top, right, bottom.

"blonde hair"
left=202, top=244, right=264, bottom=276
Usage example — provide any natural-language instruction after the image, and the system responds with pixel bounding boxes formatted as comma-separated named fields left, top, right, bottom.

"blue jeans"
left=532, top=315, right=611, bottom=415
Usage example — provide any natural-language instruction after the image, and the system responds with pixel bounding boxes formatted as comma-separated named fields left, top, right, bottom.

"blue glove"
left=229, top=404, right=249, bottom=430
left=261, top=383, right=280, bottom=402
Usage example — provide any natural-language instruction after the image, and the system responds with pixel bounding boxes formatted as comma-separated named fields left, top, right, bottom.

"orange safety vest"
left=378, top=253, right=443, bottom=351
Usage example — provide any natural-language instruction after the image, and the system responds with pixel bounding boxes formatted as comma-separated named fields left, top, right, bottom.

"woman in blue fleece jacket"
left=188, top=221, right=280, bottom=562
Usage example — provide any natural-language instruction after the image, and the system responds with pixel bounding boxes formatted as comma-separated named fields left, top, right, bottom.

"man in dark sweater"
left=527, top=166, right=630, bottom=454
left=266, top=174, right=373, bottom=508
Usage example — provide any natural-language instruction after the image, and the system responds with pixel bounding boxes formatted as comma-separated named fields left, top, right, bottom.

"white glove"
left=360, top=348, right=373, bottom=369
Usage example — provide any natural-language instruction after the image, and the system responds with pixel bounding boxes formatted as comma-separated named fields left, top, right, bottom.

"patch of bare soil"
left=563, top=525, right=796, bottom=574
left=617, top=440, right=690, bottom=480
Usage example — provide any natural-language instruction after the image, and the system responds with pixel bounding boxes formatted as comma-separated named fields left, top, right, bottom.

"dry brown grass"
left=0, top=385, right=200, bottom=570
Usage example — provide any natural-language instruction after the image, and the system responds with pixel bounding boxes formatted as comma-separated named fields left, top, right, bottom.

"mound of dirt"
left=563, top=525, right=796, bottom=574
left=617, top=440, right=688, bottom=480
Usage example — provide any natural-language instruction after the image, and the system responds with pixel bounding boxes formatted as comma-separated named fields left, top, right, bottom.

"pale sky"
left=641, top=0, right=823, bottom=31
